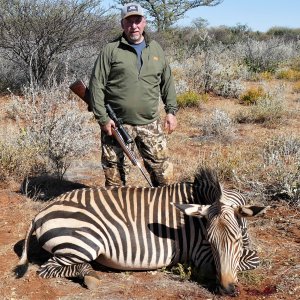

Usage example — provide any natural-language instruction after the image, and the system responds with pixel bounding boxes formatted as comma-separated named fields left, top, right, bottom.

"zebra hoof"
left=84, top=272, right=100, bottom=290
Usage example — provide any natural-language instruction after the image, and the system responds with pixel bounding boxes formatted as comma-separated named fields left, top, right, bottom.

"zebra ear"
left=171, top=203, right=211, bottom=217
left=236, top=205, right=269, bottom=217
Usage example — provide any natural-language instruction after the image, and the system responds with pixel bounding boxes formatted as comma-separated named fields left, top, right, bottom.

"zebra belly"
left=93, top=229, right=178, bottom=271
left=95, top=252, right=174, bottom=271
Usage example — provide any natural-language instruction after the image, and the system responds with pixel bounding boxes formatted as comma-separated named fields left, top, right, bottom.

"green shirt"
left=89, top=34, right=177, bottom=125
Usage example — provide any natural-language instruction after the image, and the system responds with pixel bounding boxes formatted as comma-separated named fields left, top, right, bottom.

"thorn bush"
left=5, top=81, right=96, bottom=180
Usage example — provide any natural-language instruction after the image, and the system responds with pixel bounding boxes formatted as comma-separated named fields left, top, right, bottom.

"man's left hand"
left=164, top=113, right=177, bottom=134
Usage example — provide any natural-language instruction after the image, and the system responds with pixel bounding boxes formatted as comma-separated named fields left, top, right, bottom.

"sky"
left=104, top=0, right=300, bottom=32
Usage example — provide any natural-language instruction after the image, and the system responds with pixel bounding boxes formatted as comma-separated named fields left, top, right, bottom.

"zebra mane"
left=192, top=167, right=223, bottom=204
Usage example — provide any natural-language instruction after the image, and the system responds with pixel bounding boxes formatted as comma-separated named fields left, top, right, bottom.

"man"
left=89, top=2, right=178, bottom=187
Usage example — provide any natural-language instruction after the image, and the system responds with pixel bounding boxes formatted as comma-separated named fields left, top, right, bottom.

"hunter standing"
left=89, top=2, right=178, bottom=187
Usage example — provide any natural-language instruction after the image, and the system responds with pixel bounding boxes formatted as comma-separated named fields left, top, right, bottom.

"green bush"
left=176, top=91, right=207, bottom=108
left=239, top=86, right=268, bottom=105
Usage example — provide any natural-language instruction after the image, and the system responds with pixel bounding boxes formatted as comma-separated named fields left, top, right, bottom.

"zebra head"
left=173, top=202, right=267, bottom=296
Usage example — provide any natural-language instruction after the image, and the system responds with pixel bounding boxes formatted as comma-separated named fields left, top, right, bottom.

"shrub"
left=239, top=86, right=268, bottom=105
left=170, top=263, right=192, bottom=281
left=258, top=71, right=274, bottom=81
left=0, top=139, right=46, bottom=183
left=289, top=57, right=300, bottom=72
left=170, top=262, right=215, bottom=284
left=5, top=80, right=96, bottom=180
left=0, top=50, right=27, bottom=93
left=195, top=47, right=245, bottom=98
left=200, top=109, right=236, bottom=142
left=276, top=69, right=300, bottom=81
left=236, top=98, right=284, bottom=125
left=235, top=85, right=286, bottom=126
left=0, top=0, right=114, bottom=86
left=176, top=91, right=207, bottom=108
left=198, top=146, right=245, bottom=183
left=292, top=81, right=300, bottom=93
left=238, top=38, right=296, bottom=73
left=262, top=135, right=300, bottom=205
left=172, top=44, right=245, bottom=98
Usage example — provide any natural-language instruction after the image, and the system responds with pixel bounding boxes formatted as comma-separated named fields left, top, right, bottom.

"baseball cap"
left=121, top=3, right=144, bottom=19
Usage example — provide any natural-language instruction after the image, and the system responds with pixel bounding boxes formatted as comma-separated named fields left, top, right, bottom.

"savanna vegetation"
left=1, top=0, right=299, bottom=207
left=0, top=1, right=299, bottom=299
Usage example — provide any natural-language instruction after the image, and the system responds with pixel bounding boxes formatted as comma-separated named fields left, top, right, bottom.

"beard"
left=129, top=32, right=143, bottom=43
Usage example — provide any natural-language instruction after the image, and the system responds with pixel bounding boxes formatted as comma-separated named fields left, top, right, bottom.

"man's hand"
left=100, top=119, right=115, bottom=135
left=164, top=113, right=177, bottom=134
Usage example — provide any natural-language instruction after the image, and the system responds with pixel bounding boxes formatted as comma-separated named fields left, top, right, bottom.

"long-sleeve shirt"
left=89, top=33, right=177, bottom=126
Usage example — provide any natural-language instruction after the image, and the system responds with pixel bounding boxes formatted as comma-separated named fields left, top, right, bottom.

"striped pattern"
left=14, top=169, right=265, bottom=294
left=35, top=184, right=207, bottom=271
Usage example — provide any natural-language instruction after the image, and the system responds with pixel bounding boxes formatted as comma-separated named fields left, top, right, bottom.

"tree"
left=116, top=0, right=223, bottom=32
left=0, top=0, right=113, bottom=85
left=192, top=17, right=209, bottom=30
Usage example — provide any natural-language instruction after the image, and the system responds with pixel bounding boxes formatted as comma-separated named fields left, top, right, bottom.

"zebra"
left=14, top=168, right=267, bottom=295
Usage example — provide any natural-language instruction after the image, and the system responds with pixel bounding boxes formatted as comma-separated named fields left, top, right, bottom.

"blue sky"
left=104, top=0, right=299, bottom=32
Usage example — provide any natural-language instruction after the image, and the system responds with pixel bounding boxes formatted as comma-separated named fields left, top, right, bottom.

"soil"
left=0, top=83, right=300, bottom=300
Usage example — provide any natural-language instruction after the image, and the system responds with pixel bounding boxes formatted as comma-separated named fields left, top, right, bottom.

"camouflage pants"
left=101, top=119, right=173, bottom=187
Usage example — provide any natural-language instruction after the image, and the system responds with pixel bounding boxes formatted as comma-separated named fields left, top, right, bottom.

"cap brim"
left=122, top=12, right=144, bottom=19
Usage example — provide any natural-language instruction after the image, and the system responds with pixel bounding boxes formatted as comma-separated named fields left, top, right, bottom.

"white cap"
left=121, top=3, right=144, bottom=19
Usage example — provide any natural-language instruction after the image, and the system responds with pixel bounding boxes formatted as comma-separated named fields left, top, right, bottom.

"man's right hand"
left=100, top=119, right=115, bottom=135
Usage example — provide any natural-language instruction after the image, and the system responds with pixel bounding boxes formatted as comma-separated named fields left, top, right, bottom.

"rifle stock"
left=69, top=80, right=92, bottom=111
left=69, top=80, right=153, bottom=187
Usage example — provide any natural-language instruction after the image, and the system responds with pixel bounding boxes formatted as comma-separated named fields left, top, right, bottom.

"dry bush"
left=236, top=38, right=297, bottom=73
left=199, top=109, right=237, bottom=143
left=171, top=44, right=246, bottom=98
left=0, top=50, right=27, bottom=92
left=236, top=98, right=284, bottom=126
left=3, top=80, right=96, bottom=180
left=197, top=135, right=300, bottom=206
left=0, top=0, right=113, bottom=86
left=228, top=135, right=300, bottom=206
left=0, top=140, right=46, bottom=183
left=276, top=69, right=300, bottom=81
left=292, top=81, right=300, bottom=93
left=235, top=84, right=286, bottom=126
left=261, top=135, right=300, bottom=205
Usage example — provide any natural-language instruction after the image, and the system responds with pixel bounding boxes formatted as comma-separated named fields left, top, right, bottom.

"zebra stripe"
left=14, top=169, right=267, bottom=295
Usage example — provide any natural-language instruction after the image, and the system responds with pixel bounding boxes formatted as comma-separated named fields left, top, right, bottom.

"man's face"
left=121, top=15, right=146, bottom=44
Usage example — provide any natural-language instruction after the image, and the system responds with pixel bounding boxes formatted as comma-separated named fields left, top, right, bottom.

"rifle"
left=69, top=80, right=153, bottom=187
left=69, top=80, right=92, bottom=112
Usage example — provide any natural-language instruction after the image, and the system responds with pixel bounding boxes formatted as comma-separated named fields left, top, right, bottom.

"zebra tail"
left=13, top=220, right=35, bottom=278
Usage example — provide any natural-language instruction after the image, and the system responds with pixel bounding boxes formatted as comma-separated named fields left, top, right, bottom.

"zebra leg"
left=37, top=256, right=101, bottom=289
